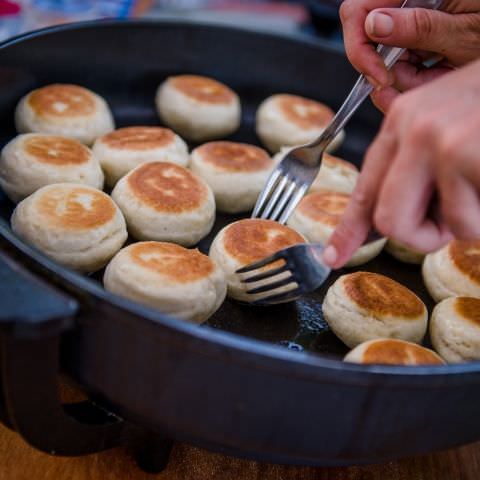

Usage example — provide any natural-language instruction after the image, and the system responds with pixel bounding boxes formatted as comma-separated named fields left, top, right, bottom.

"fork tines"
left=236, top=253, right=302, bottom=305
left=252, top=169, right=309, bottom=224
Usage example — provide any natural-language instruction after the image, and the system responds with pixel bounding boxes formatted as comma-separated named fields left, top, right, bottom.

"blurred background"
left=0, top=0, right=344, bottom=43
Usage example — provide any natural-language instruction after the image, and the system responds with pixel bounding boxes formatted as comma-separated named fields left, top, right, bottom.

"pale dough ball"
left=209, top=218, right=305, bottom=303
left=323, top=272, right=428, bottom=348
left=0, top=133, right=104, bottom=203
left=423, top=240, right=480, bottom=302
left=15, top=84, right=114, bottom=145
left=92, top=126, right=189, bottom=187
left=344, top=338, right=444, bottom=365
left=287, top=191, right=386, bottom=267
left=11, top=183, right=127, bottom=272
left=156, top=74, right=241, bottom=142
left=104, top=241, right=226, bottom=324
left=111, top=161, right=215, bottom=247
left=386, top=239, right=425, bottom=265
left=256, top=94, right=344, bottom=154
left=190, top=141, right=273, bottom=213
left=430, top=296, right=480, bottom=363
left=274, top=148, right=358, bottom=195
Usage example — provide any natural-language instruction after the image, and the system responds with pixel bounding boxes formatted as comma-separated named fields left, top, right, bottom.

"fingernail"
left=323, top=245, right=338, bottom=267
left=366, top=12, right=394, bottom=38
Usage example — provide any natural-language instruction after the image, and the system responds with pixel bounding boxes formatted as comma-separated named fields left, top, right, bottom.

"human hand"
left=323, top=59, right=480, bottom=268
left=340, top=0, right=480, bottom=111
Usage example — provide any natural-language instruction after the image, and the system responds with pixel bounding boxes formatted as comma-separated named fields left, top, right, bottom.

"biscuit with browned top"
left=104, top=241, right=226, bottom=323
left=287, top=191, right=386, bottom=266
left=156, top=75, right=241, bottom=142
left=111, top=162, right=215, bottom=246
left=0, top=134, right=104, bottom=202
left=15, top=84, right=114, bottom=145
left=344, top=338, right=444, bottom=365
left=92, top=126, right=189, bottom=187
left=430, top=297, right=480, bottom=362
left=11, top=183, right=127, bottom=272
left=386, top=238, right=425, bottom=265
left=423, top=240, right=480, bottom=302
left=310, top=153, right=358, bottom=194
left=273, top=149, right=358, bottom=195
left=190, top=141, right=273, bottom=213
left=256, top=94, right=344, bottom=153
left=323, top=272, right=428, bottom=348
left=209, top=218, right=305, bottom=302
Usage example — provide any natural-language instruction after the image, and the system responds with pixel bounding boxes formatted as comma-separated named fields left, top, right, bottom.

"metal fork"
left=252, top=0, right=444, bottom=225
left=236, top=242, right=331, bottom=305
left=236, top=231, right=383, bottom=305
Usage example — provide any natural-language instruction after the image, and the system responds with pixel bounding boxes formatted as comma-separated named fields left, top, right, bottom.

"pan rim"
left=1, top=19, right=479, bottom=382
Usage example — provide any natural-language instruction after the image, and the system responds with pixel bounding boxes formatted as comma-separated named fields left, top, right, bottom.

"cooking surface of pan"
left=0, top=21, right=480, bottom=466
left=0, top=19, right=420, bottom=358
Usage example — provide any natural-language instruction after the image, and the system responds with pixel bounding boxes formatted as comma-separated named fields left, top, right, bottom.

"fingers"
left=370, top=62, right=452, bottom=112
left=340, top=0, right=400, bottom=87
left=370, top=86, right=399, bottom=113
left=373, top=139, right=452, bottom=252
left=438, top=174, right=480, bottom=240
left=436, top=123, right=480, bottom=240
left=390, top=62, right=453, bottom=91
left=324, top=124, right=396, bottom=268
left=365, top=8, right=480, bottom=66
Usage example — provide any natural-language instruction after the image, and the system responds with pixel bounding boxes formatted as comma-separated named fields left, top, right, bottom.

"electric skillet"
left=0, top=20, right=479, bottom=472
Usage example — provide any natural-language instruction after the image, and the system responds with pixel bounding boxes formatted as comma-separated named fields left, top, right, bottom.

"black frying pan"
left=0, top=20, right=479, bottom=469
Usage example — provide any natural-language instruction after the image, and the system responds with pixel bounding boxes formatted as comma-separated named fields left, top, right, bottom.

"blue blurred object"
left=30, top=0, right=134, bottom=17
left=0, top=0, right=23, bottom=40
left=97, top=0, right=134, bottom=18
left=31, top=0, right=94, bottom=13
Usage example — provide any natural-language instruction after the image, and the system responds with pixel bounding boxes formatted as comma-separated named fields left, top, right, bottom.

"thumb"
left=365, top=8, right=464, bottom=54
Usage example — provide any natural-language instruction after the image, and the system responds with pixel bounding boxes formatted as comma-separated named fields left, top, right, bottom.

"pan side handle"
left=0, top=248, right=135, bottom=454
left=0, top=249, right=173, bottom=471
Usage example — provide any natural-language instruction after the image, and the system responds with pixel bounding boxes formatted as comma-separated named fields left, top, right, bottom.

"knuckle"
left=351, top=184, right=372, bottom=211
left=381, top=113, right=397, bottom=136
left=441, top=201, right=457, bottom=225
left=409, top=113, right=443, bottom=142
left=333, top=220, right=356, bottom=244
left=438, top=130, right=464, bottom=160
left=339, top=0, right=355, bottom=23
left=442, top=210, right=469, bottom=238
left=373, top=206, right=412, bottom=243
left=440, top=198, right=474, bottom=239
left=373, top=207, right=394, bottom=238
left=384, top=96, right=408, bottom=129
left=458, top=15, right=480, bottom=50
left=412, top=8, right=435, bottom=39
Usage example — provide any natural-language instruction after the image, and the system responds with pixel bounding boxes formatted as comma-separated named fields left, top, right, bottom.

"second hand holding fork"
left=241, top=0, right=445, bottom=305
left=252, top=0, right=444, bottom=225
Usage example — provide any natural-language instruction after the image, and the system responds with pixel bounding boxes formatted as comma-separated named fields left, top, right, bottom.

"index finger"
left=340, top=0, right=401, bottom=87
left=323, top=125, right=397, bottom=268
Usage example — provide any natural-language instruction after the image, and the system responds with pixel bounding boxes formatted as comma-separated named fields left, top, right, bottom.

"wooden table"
left=0, top=423, right=479, bottom=480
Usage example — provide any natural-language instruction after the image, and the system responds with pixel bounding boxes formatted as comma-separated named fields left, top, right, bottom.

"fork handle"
left=309, top=44, right=405, bottom=152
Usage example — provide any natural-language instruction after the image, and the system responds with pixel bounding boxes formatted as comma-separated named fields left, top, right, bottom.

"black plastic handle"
left=0, top=249, right=172, bottom=470
left=0, top=251, right=125, bottom=455
left=0, top=250, right=128, bottom=455
left=0, top=248, right=78, bottom=428
left=0, top=249, right=77, bottom=337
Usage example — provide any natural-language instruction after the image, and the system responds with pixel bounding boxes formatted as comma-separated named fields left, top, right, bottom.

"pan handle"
left=0, top=249, right=172, bottom=471
left=0, top=249, right=77, bottom=337
left=0, top=248, right=78, bottom=428
left=0, top=249, right=129, bottom=454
